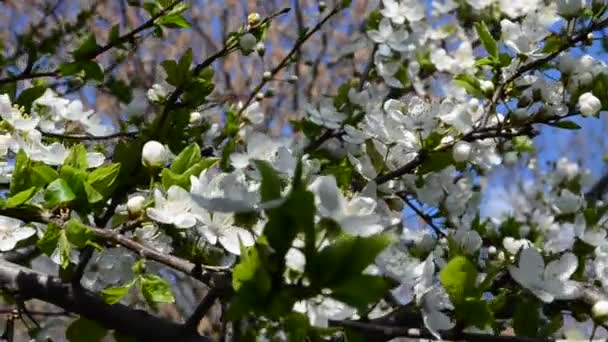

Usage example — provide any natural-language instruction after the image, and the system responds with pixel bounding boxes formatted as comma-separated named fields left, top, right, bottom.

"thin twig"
left=399, top=194, right=446, bottom=237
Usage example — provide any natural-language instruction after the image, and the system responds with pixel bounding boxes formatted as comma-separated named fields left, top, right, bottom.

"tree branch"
left=0, top=259, right=210, bottom=341
left=183, top=287, right=223, bottom=333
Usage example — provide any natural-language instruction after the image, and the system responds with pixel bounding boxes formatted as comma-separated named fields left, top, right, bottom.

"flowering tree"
left=1, top=0, right=608, bottom=340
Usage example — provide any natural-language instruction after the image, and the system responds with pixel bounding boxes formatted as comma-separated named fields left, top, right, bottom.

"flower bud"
left=127, top=195, right=146, bottom=216
left=556, top=0, right=585, bottom=18
left=592, top=300, right=608, bottom=322
left=288, top=75, right=299, bottom=84
left=558, top=53, right=577, bottom=75
left=319, top=1, right=327, bottom=11
left=255, top=42, right=266, bottom=56
left=239, top=33, right=257, bottom=54
left=479, top=80, right=494, bottom=94
left=452, top=141, right=472, bottom=162
left=189, top=111, right=202, bottom=125
left=142, top=140, right=167, bottom=169
left=578, top=92, right=602, bottom=116
left=247, top=12, right=261, bottom=26
left=262, top=71, right=272, bottom=81
left=255, top=92, right=265, bottom=101
left=147, top=84, right=167, bottom=103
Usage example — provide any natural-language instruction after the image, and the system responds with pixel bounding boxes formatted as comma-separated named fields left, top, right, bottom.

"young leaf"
left=139, top=274, right=175, bottom=304
left=513, top=297, right=540, bottom=337
left=37, top=223, right=62, bottom=256
left=58, top=232, right=72, bottom=269
left=72, top=33, right=99, bottom=60
left=439, top=256, right=478, bottom=305
left=65, top=219, right=93, bottom=248
left=30, top=164, right=59, bottom=187
left=44, top=178, right=76, bottom=207
left=16, top=85, right=47, bottom=113
left=5, top=187, right=37, bottom=208
left=308, top=234, right=394, bottom=287
left=331, top=274, right=395, bottom=309
left=87, top=163, right=121, bottom=197
left=10, top=150, right=32, bottom=195
left=64, top=145, right=89, bottom=170
left=101, top=280, right=136, bottom=305
left=253, top=160, right=282, bottom=202
left=170, top=143, right=200, bottom=174
left=474, top=21, right=497, bottom=58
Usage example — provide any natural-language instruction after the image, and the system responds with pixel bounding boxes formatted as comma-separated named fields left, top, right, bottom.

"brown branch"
left=0, top=71, right=59, bottom=85
left=183, top=287, right=223, bottom=333
left=0, top=259, right=209, bottom=341
left=41, top=130, right=139, bottom=141
left=329, top=318, right=554, bottom=342
left=0, top=207, right=229, bottom=287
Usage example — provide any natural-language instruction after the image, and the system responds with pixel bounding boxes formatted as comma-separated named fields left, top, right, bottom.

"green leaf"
left=72, top=33, right=98, bottom=60
left=37, top=223, right=62, bottom=256
left=107, top=78, right=132, bottom=103
left=228, top=244, right=272, bottom=319
left=64, top=145, right=88, bottom=170
left=16, top=85, right=47, bottom=113
left=439, top=256, right=478, bottom=305
left=162, top=158, right=218, bottom=189
left=101, top=280, right=136, bottom=305
left=457, top=297, right=493, bottom=329
left=513, top=297, right=539, bottom=337
left=66, top=317, right=107, bottom=342
left=30, top=164, right=59, bottom=187
left=171, top=143, right=200, bottom=174
left=542, top=35, right=563, bottom=54
left=263, top=183, right=315, bottom=259
left=547, top=120, right=581, bottom=130
left=253, top=160, right=282, bottom=202
left=65, top=219, right=93, bottom=248
left=475, top=57, right=496, bottom=67
left=474, top=21, right=497, bottom=58
left=418, top=150, right=454, bottom=174
left=158, top=14, right=191, bottom=28
left=84, top=182, right=104, bottom=203
left=284, top=312, right=311, bottom=342
left=87, top=163, right=121, bottom=198
left=308, top=234, right=393, bottom=287
left=6, top=187, right=37, bottom=208
left=44, top=178, right=76, bottom=206
left=108, top=24, right=121, bottom=46
left=140, top=274, right=175, bottom=305
left=513, top=136, right=535, bottom=153
left=162, top=49, right=192, bottom=86
left=331, top=274, right=395, bottom=309
left=58, top=232, right=71, bottom=269
left=80, top=61, right=104, bottom=82
left=59, top=165, right=88, bottom=203
left=10, top=150, right=31, bottom=195
left=453, top=74, right=485, bottom=98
